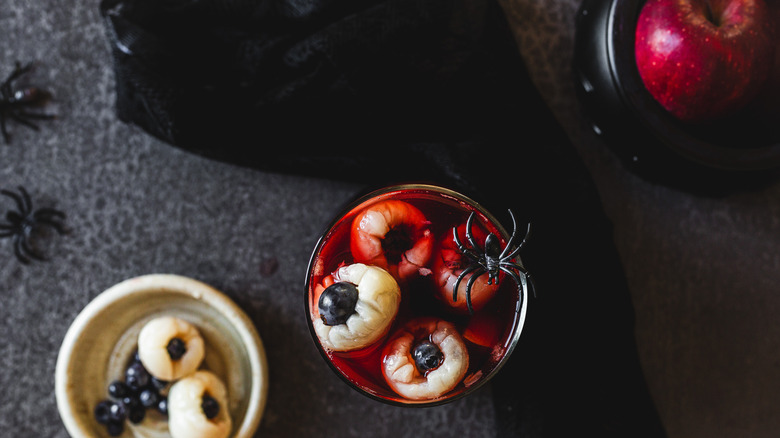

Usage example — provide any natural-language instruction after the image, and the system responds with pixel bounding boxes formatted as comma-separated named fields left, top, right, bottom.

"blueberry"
left=157, top=396, right=168, bottom=416
left=122, top=396, right=141, bottom=411
left=412, top=340, right=443, bottom=373
left=127, top=405, right=146, bottom=424
left=125, top=361, right=150, bottom=390
left=94, top=400, right=112, bottom=424
left=139, top=388, right=159, bottom=408
left=318, top=281, right=359, bottom=326
left=166, top=337, right=186, bottom=360
left=201, top=394, right=220, bottom=419
left=108, top=401, right=127, bottom=422
left=106, top=420, right=124, bottom=436
left=107, top=380, right=130, bottom=399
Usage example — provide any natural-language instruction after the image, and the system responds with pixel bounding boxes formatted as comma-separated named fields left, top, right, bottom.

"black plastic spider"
left=452, top=209, right=534, bottom=314
left=0, top=186, right=67, bottom=264
left=1, top=61, right=55, bottom=144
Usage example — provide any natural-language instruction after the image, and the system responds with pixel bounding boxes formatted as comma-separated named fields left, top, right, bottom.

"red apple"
left=634, top=0, right=776, bottom=123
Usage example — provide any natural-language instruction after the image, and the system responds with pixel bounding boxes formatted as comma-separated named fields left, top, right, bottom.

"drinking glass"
left=304, top=184, right=529, bottom=406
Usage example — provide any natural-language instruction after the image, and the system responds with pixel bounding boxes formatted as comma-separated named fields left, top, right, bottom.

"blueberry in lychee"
left=318, top=281, right=359, bottom=326
left=201, top=394, right=220, bottom=419
left=166, top=337, right=186, bottom=360
left=412, top=340, right=443, bottom=373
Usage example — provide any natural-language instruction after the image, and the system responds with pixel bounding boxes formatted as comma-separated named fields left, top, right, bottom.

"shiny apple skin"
left=634, top=0, right=775, bottom=123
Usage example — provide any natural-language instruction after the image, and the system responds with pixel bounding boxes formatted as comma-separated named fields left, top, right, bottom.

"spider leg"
left=501, top=261, right=527, bottom=274
left=11, top=236, right=30, bottom=264
left=9, top=113, right=41, bottom=131
left=34, top=208, right=67, bottom=233
left=501, top=262, right=537, bottom=299
left=17, top=186, right=32, bottom=214
left=0, top=63, right=27, bottom=100
left=503, top=222, right=532, bottom=261
left=3, top=62, right=31, bottom=87
left=452, top=225, right=481, bottom=262
left=488, top=268, right=499, bottom=285
left=1, top=63, right=19, bottom=90
left=13, top=243, right=30, bottom=264
left=16, top=111, right=56, bottom=121
left=34, top=207, right=65, bottom=219
left=465, top=212, right=482, bottom=252
left=464, top=269, right=483, bottom=314
left=36, top=216, right=68, bottom=235
left=453, top=264, right=482, bottom=302
left=500, top=265, right=527, bottom=313
left=0, top=220, right=16, bottom=232
left=1, top=187, right=28, bottom=216
left=0, top=115, right=9, bottom=143
left=499, top=209, right=517, bottom=259
left=17, top=234, right=45, bottom=263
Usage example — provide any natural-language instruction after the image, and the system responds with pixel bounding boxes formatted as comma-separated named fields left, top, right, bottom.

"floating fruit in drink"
left=311, top=263, right=401, bottom=352
left=432, top=220, right=500, bottom=314
left=382, top=317, right=469, bottom=400
left=305, top=184, right=531, bottom=405
left=350, top=199, right=434, bottom=281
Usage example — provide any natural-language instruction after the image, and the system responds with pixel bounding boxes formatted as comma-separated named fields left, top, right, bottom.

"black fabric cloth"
left=99, top=0, right=667, bottom=436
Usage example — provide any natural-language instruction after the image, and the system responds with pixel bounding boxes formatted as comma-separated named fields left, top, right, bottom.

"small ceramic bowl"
left=572, top=0, right=780, bottom=193
left=55, top=274, right=269, bottom=438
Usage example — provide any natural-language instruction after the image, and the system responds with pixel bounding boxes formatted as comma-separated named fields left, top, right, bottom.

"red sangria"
left=305, top=184, right=530, bottom=406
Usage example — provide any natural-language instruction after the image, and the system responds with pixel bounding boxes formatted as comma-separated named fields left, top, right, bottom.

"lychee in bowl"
left=55, top=274, right=269, bottom=438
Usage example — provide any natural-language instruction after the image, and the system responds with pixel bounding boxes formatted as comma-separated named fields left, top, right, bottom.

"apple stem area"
left=704, top=3, right=718, bottom=25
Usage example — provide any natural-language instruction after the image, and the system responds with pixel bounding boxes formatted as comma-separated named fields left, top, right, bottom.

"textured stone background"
left=2, top=0, right=780, bottom=437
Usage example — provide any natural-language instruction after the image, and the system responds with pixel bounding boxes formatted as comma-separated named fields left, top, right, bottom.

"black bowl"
left=572, top=0, right=780, bottom=194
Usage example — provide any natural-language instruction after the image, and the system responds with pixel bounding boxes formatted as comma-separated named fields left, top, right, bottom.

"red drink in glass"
left=305, top=184, right=529, bottom=406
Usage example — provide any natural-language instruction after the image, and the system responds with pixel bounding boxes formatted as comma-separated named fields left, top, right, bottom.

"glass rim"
left=303, top=183, right=529, bottom=407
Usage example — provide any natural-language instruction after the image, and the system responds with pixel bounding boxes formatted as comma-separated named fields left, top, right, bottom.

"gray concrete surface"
left=2, top=0, right=779, bottom=437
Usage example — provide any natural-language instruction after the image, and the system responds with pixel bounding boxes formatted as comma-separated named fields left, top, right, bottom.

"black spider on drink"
left=0, top=186, right=67, bottom=263
left=0, top=61, right=55, bottom=143
left=452, top=209, right=534, bottom=314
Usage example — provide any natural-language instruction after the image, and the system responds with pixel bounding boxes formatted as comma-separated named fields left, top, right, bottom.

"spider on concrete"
left=0, top=186, right=67, bottom=263
left=0, top=61, right=55, bottom=143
